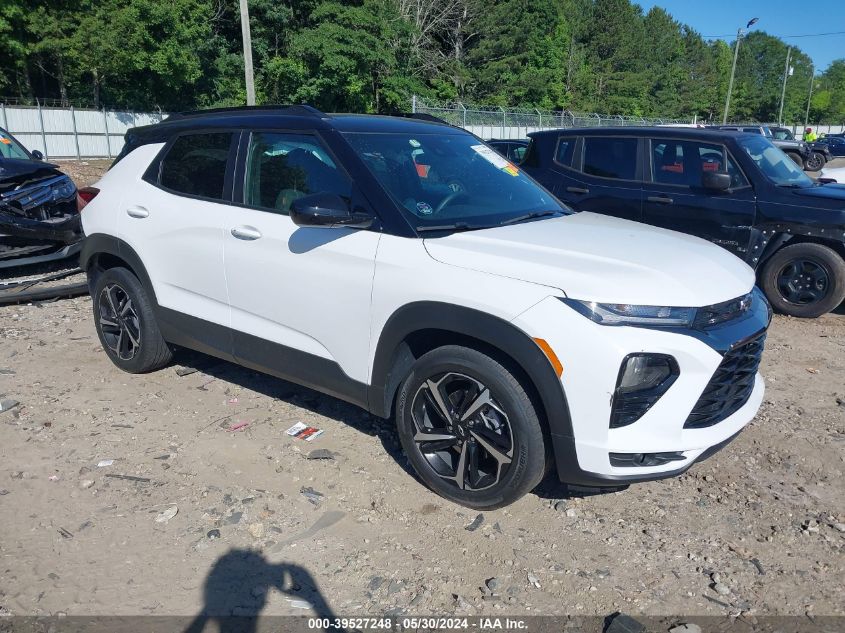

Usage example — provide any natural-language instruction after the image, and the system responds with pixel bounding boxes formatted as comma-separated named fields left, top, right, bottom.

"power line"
left=703, top=30, right=845, bottom=39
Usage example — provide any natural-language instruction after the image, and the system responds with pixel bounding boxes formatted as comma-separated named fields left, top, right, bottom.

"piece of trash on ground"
left=226, top=421, right=250, bottom=433
left=48, top=475, right=59, bottom=482
left=0, top=399, right=20, bottom=413
left=300, top=486, right=324, bottom=505
left=96, top=459, right=114, bottom=468
left=286, top=599, right=311, bottom=610
left=286, top=422, right=324, bottom=441
left=155, top=505, right=178, bottom=523
left=227, top=397, right=239, bottom=404
left=465, top=513, right=484, bottom=531
left=57, top=527, right=73, bottom=539
left=104, top=473, right=151, bottom=483
left=175, top=366, right=198, bottom=377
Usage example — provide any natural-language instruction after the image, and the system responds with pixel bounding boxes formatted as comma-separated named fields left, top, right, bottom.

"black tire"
left=91, top=267, right=172, bottom=372
left=395, top=345, right=547, bottom=509
left=760, top=243, right=845, bottom=318
left=805, top=152, right=826, bottom=172
left=786, top=152, right=803, bottom=168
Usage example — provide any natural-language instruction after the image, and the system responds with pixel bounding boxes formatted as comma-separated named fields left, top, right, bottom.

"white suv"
left=79, top=106, right=770, bottom=508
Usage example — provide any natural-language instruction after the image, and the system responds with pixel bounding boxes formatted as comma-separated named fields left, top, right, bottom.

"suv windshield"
left=737, top=135, right=813, bottom=188
left=0, top=130, right=31, bottom=160
left=344, top=132, right=566, bottom=230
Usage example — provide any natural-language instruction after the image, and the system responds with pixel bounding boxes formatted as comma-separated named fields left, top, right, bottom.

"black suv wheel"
left=91, top=267, right=173, bottom=372
left=395, top=345, right=547, bottom=509
left=805, top=151, right=826, bottom=172
left=761, top=243, right=845, bottom=318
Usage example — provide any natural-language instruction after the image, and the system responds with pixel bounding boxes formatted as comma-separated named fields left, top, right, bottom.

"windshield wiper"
left=497, top=210, right=562, bottom=226
left=416, top=222, right=485, bottom=233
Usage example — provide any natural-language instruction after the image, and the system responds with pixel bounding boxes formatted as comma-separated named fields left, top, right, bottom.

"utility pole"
left=239, top=0, right=256, bottom=106
left=778, top=47, right=792, bottom=126
left=804, top=65, right=815, bottom=130
left=723, top=18, right=759, bottom=124
left=723, top=28, right=743, bottom=124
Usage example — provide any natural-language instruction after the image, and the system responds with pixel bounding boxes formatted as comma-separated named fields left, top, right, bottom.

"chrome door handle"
left=566, top=186, right=590, bottom=194
left=230, top=226, right=262, bottom=241
left=647, top=196, right=674, bottom=204
left=126, top=206, right=149, bottom=218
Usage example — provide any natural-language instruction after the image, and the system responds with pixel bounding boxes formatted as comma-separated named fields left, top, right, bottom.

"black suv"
left=522, top=127, right=845, bottom=317
left=770, top=126, right=832, bottom=171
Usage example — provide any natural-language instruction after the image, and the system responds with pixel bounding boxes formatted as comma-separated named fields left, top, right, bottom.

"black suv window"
left=244, top=132, right=350, bottom=215
left=583, top=137, right=637, bottom=179
left=651, top=140, right=747, bottom=188
left=160, top=133, right=233, bottom=200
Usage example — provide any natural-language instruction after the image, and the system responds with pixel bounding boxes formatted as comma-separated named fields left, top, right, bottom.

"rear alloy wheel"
left=396, top=345, right=546, bottom=509
left=761, top=243, right=845, bottom=318
left=805, top=152, right=826, bottom=172
left=91, top=267, right=173, bottom=372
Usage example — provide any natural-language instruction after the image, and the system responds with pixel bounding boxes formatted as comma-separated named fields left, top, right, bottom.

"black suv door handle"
left=566, top=186, right=590, bottom=194
left=647, top=195, right=673, bottom=204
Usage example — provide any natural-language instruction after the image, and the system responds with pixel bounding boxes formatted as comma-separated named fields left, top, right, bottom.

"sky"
left=635, top=0, right=845, bottom=73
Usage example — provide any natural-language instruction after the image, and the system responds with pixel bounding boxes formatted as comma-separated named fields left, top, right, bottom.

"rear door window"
left=582, top=137, right=637, bottom=179
left=159, top=132, right=234, bottom=200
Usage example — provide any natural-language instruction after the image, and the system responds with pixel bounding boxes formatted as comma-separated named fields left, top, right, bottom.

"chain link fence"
left=411, top=96, right=695, bottom=140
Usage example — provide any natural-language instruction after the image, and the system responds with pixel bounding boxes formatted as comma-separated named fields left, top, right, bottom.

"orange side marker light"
left=533, top=338, right=563, bottom=377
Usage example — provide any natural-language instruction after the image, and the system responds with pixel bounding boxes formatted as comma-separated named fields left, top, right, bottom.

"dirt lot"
left=0, top=159, right=843, bottom=620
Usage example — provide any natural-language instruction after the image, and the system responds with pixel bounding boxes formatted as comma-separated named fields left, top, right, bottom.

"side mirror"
left=31, top=150, right=44, bottom=161
left=702, top=171, right=731, bottom=191
left=290, top=192, right=373, bottom=229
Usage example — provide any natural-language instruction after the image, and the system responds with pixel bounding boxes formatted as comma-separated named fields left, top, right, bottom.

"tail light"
left=76, top=187, right=100, bottom=212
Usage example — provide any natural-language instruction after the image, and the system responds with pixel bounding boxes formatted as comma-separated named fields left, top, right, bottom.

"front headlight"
left=560, top=298, right=697, bottom=327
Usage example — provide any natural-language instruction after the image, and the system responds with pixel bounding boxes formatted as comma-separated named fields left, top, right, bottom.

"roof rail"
left=165, top=104, right=327, bottom=121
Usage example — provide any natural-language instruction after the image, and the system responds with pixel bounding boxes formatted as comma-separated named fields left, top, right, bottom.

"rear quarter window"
left=159, top=132, right=234, bottom=200
left=554, top=137, right=576, bottom=167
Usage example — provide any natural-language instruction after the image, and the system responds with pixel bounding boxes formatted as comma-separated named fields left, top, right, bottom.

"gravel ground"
left=0, top=298, right=842, bottom=619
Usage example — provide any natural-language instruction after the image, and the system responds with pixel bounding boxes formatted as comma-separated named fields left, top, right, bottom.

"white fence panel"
left=0, top=104, right=166, bottom=160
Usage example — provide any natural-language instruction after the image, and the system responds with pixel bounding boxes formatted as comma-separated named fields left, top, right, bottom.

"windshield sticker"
left=0, top=137, right=10, bottom=145
left=471, top=144, right=519, bottom=176
left=416, top=201, right=433, bottom=215
left=409, top=139, right=421, bottom=148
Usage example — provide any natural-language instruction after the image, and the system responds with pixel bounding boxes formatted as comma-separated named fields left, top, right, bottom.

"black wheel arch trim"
left=367, top=301, right=575, bottom=441
left=749, top=224, right=845, bottom=269
left=80, top=234, right=159, bottom=306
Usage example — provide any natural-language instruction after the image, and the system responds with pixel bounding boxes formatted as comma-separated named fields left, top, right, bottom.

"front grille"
left=684, top=333, right=766, bottom=429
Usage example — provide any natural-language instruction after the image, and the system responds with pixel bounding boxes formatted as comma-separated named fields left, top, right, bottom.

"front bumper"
left=512, top=289, right=770, bottom=486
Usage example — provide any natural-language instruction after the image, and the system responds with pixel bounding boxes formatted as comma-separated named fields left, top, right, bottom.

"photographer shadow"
left=184, top=549, right=337, bottom=633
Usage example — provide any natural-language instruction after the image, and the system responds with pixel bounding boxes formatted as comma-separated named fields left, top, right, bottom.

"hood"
left=0, top=158, right=62, bottom=184
left=789, top=182, right=845, bottom=202
left=423, top=212, right=755, bottom=307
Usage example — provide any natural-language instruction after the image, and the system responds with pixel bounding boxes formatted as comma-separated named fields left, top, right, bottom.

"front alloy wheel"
left=396, top=345, right=547, bottom=509
left=411, top=372, right=514, bottom=491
